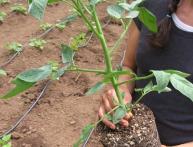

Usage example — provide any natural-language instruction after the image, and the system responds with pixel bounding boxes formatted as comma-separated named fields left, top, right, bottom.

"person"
left=98, top=0, right=193, bottom=146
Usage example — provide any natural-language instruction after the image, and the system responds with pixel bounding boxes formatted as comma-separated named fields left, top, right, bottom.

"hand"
left=98, top=88, right=132, bottom=129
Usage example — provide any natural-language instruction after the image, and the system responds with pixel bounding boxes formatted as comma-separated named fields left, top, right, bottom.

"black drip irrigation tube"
left=0, top=80, right=51, bottom=139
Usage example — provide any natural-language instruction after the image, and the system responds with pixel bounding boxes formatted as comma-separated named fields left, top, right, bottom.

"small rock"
left=69, top=120, right=76, bottom=125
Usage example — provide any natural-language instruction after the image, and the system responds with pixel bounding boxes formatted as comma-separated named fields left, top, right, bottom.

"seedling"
left=11, top=4, right=27, bottom=15
left=0, top=69, right=6, bottom=76
left=0, top=0, right=9, bottom=5
left=5, top=42, right=23, bottom=53
left=40, top=23, right=53, bottom=31
left=0, top=12, right=6, bottom=23
left=0, top=134, right=11, bottom=147
left=55, top=22, right=66, bottom=30
left=2, top=0, right=193, bottom=147
left=29, top=38, right=47, bottom=50
left=69, top=32, right=86, bottom=51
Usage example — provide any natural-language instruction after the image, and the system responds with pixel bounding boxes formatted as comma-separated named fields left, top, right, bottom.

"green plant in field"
left=5, top=42, right=23, bottom=53
left=55, top=22, right=66, bottom=30
left=2, top=0, right=193, bottom=147
left=0, top=0, right=9, bottom=5
left=29, top=38, right=47, bottom=50
left=0, top=12, right=6, bottom=23
left=0, top=69, right=6, bottom=77
left=40, top=23, right=53, bottom=31
left=70, top=33, right=86, bottom=51
left=0, top=134, right=11, bottom=147
left=11, top=4, right=27, bottom=15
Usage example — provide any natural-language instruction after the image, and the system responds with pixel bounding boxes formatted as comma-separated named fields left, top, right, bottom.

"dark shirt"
left=133, top=0, right=193, bottom=145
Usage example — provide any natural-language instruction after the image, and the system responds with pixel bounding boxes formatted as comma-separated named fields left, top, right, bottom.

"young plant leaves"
left=138, top=7, right=157, bottom=33
left=0, top=69, right=6, bottom=76
left=151, top=70, right=171, bottom=93
left=112, top=106, right=127, bottom=124
left=170, top=74, right=193, bottom=102
left=107, top=5, right=125, bottom=19
left=1, top=78, right=35, bottom=99
left=90, top=0, right=101, bottom=6
left=28, top=0, right=48, bottom=20
left=164, top=70, right=190, bottom=78
left=86, top=82, right=105, bottom=96
left=61, top=44, right=74, bottom=64
left=74, top=124, right=94, bottom=147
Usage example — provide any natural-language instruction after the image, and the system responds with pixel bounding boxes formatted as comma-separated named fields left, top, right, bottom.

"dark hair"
left=150, top=0, right=180, bottom=48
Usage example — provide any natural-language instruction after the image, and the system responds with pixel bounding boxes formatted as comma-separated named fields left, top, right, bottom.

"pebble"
left=69, top=120, right=76, bottom=125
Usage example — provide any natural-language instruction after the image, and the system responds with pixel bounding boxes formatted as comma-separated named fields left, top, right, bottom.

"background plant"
left=11, top=4, right=27, bottom=15
left=40, top=23, right=53, bottom=31
left=0, top=12, right=6, bottom=23
left=29, top=38, right=47, bottom=50
left=0, top=135, right=11, bottom=147
left=0, top=0, right=9, bottom=5
left=1, top=0, right=193, bottom=147
left=5, top=42, right=23, bottom=53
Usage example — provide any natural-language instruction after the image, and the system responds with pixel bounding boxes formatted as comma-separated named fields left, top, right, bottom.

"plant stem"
left=91, top=5, right=124, bottom=106
left=65, top=68, right=105, bottom=74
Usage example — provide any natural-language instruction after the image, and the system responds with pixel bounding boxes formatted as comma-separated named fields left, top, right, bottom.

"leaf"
left=61, top=44, right=74, bottom=64
left=28, top=0, right=48, bottom=20
left=90, top=0, right=101, bottom=6
left=17, top=64, right=52, bottom=82
left=74, top=124, right=94, bottom=147
left=0, top=69, right=6, bottom=76
left=1, top=78, right=35, bottom=99
left=107, top=4, right=125, bottom=19
left=151, top=70, right=171, bottom=93
left=112, top=106, right=127, bottom=124
left=138, top=7, right=157, bottom=33
left=170, top=74, right=193, bottom=102
left=2, top=135, right=11, bottom=142
left=143, top=81, right=154, bottom=94
left=126, top=10, right=139, bottom=19
left=86, top=82, right=105, bottom=96
left=119, top=0, right=144, bottom=11
left=164, top=70, right=190, bottom=78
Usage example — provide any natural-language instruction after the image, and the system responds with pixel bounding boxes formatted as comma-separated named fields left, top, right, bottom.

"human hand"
left=98, top=88, right=132, bottom=129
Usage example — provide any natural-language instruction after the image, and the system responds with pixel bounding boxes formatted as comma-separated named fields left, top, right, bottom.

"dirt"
left=0, top=1, right=125, bottom=147
left=90, top=104, right=161, bottom=147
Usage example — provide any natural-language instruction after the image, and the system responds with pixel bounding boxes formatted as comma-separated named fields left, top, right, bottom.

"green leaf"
left=107, top=4, right=125, bottom=19
left=17, top=64, right=52, bottom=82
left=143, top=81, right=154, bottom=94
left=2, top=135, right=11, bottom=142
left=28, top=0, right=48, bottom=20
left=1, top=78, right=35, bottom=99
left=86, top=82, right=105, bottom=96
left=90, top=0, right=101, bottom=6
left=170, top=74, right=193, bottom=102
left=0, top=69, right=6, bottom=76
left=112, top=106, right=127, bottom=124
left=138, top=7, right=157, bottom=33
left=3, top=143, right=11, bottom=147
left=151, top=70, right=171, bottom=93
left=119, top=0, right=144, bottom=11
left=61, top=44, right=74, bottom=64
left=48, top=0, right=62, bottom=4
left=164, top=70, right=190, bottom=78
left=74, top=124, right=94, bottom=147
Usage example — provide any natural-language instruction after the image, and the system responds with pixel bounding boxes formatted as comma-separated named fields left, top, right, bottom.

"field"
left=0, top=0, right=124, bottom=146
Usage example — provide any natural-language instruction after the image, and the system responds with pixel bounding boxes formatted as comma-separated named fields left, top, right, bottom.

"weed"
left=0, top=134, right=11, bottom=147
left=69, top=33, right=86, bottom=51
left=0, top=69, right=6, bottom=76
left=0, top=0, right=9, bottom=5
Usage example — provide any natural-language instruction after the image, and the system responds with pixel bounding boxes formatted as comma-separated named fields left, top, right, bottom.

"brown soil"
left=90, top=104, right=161, bottom=147
left=0, top=1, right=124, bottom=147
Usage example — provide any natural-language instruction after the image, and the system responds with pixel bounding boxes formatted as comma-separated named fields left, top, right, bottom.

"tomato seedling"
left=29, top=38, right=47, bottom=50
left=11, top=4, right=27, bottom=15
left=0, top=12, right=6, bottom=24
left=5, top=42, right=23, bottom=53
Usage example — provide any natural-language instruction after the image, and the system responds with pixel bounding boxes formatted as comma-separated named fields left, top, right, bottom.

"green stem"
left=118, top=73, right=154, bottom=86
left=65, top=68, right=105, bottom=74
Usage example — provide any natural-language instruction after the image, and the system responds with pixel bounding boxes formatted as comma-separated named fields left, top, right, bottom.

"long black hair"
left=150, top=0, right=180, bottom=48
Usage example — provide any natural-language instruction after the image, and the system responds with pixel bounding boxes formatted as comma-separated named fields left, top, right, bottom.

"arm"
left=98, top=20, right=140, bottom=129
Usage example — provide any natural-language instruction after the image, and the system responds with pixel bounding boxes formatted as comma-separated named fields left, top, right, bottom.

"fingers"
left=102, top=94, right=113, bottom=113
left=124, top=112, right=133, bottom=120
left=120, top=119, right=129, bottom=127
left=98, top=105, right=116, bottom=129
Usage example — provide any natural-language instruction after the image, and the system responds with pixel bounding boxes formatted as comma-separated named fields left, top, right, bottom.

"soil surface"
left=92, top=104, right=161, bottom=147
left=0, top=1, right=124, bottom=147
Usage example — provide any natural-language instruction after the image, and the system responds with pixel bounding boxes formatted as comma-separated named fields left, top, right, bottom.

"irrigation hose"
left=0, top=80, right=51, bottom=139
